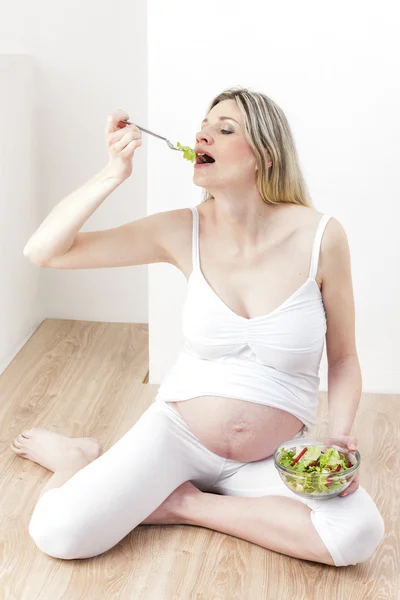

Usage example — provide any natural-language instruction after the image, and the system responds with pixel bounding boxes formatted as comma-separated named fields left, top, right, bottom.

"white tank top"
left=155, top=206, right=331, bottom=432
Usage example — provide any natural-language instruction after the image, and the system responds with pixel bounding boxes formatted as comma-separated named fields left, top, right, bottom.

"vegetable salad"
left=278, top=445, right=355, bottom=495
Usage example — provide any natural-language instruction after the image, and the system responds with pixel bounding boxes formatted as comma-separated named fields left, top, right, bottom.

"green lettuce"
left=177, top=142, right=196, bottom=163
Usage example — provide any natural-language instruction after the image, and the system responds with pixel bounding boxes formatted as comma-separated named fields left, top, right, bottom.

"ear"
left=262, top=147, right=272, bottom=169
left=255, top=157, right=272, bottom=172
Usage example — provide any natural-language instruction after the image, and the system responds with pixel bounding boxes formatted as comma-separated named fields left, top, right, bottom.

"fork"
left=122, top=120, right=183, bottom=152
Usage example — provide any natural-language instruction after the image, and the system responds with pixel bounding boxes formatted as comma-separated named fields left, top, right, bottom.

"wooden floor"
left=0, top=319, right=399, bottom=600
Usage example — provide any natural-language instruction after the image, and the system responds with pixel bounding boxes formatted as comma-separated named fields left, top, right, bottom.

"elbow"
left=329, top=352, right=359, bottom=367
left=23, top=249, right=46, bottom=267
left=328, top=354, right=362, bottom=381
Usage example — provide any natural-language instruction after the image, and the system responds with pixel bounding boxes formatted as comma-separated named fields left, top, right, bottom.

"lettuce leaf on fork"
left=177, top=142, right=196, bottom=163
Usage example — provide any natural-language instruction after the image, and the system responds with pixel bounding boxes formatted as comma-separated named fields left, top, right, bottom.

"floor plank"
left=0, top=319, right=398, bottom=599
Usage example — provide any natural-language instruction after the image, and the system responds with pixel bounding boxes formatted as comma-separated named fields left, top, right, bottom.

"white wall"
left=0, top=0, right=148, bottom=333
left=0, top=56, right=42, bottom=376
left=148, top=0, right=400, bottom=393
left=1, top=2, right=399, bottom=394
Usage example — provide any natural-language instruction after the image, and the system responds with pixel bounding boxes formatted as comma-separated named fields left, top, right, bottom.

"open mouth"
left=195, top=152, right=216, bottom=165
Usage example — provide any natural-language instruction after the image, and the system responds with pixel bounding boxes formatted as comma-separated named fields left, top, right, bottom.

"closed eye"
left=221, top=130, right=233, bottom=134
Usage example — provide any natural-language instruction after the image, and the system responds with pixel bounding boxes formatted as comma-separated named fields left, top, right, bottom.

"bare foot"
left=142, top=481, right=201, bottom=525
left=10, top=428, right=103, bottom=472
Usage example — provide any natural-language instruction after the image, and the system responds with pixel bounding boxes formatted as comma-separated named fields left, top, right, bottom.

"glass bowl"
left=273, top=436, right=361, bottom=500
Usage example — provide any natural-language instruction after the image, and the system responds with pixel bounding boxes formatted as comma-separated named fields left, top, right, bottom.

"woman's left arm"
left=319, top=218, right=361, bottom=496
left=320, top=217, right=362, bottom=438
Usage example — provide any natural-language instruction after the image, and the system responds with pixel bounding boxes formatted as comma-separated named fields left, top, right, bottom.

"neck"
left=206, top=190, right=281, bottom=248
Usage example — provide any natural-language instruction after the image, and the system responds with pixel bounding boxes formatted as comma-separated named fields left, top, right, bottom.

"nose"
left=195, top=128, right=213, bottom=146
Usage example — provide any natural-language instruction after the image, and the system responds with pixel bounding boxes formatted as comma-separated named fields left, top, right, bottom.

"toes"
left=10, top=443, right=25, bottom=455
left=10, top=430, right=32, bottom=447
left=89, top=439, right=104, bottom=459
left=80, top=438, right=103, bottom=461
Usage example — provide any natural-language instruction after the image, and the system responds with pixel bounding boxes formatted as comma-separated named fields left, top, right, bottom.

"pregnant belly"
left=170, top=396, right=305, bottom=462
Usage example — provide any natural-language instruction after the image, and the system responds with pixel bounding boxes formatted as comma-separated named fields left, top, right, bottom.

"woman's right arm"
left=23, top=110, right=181, bottom=269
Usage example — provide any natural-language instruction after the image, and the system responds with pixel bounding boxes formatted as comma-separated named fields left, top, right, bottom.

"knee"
left=29, top=490, right=92, bottom=560
left=312, top=489, right=385, bottom=567
left=338, top=499, right=385, bottom=566
left=29, top=514, right=83, bottom=560
left=350, top=508, right=385, bottom=565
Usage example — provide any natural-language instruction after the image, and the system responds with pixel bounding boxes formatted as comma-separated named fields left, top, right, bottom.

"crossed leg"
left=10, top=401, right=384, bottom=566
left=10, top=403, right=204, bottom=558
left=144, top=449, right=385, bottom=568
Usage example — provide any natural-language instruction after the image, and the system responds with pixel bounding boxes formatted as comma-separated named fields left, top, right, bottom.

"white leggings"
left=29, top=401, right=385, bottom=566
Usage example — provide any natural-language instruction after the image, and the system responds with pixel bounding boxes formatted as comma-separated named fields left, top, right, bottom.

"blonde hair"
left=202, top=87, right=312, bottom=207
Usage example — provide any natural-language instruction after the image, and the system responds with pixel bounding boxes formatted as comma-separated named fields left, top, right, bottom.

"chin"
left=193, top=172, right=213, bottom=184
left=193, top=179, right=218, bottom=192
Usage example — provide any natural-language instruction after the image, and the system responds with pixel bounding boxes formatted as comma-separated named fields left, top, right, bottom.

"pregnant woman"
left=12, top=87, right=384, bottom=567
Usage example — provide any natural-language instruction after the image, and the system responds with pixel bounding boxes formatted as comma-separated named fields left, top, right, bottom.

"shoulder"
left=156, top=207, right=195, bottom=273
left=287, top=206, right=349, bottom=253
left=145, top=207, right=193, bottom=251
left=322, top=216, right=348, bottom=248
left=319, top=216, right=351, bottom=282
left=156, top=206, right=193, bottom=228
left=284, top=206, right=350, bottom=282
left=320, top=216, right=350, bottom=261
left=282, top=204, right=327, bottom=245
left=150, top=206, right=194, bottom=239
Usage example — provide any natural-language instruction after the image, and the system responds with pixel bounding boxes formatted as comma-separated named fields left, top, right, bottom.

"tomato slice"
left=290, top=447, right=307, bottom=466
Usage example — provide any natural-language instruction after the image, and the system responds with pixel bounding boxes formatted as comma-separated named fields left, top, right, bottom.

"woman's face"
left=193, top=99, right=259, bottom=192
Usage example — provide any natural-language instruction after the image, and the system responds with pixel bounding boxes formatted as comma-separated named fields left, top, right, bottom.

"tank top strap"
left=190, top=206, right=200, bottom=271
left=309, top=214, right=332, bottom=280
